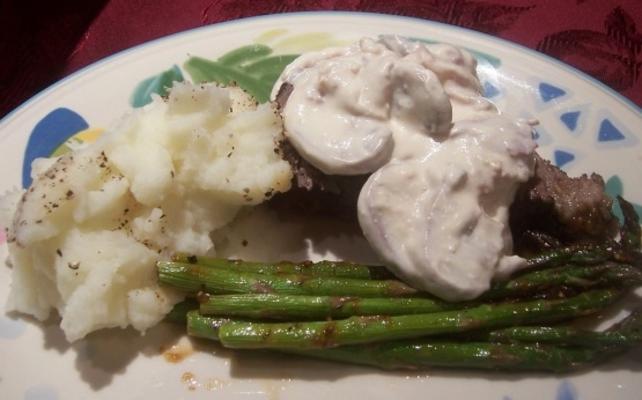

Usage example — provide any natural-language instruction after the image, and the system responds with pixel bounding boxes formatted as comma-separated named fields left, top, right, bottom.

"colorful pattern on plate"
left=606, top=175, right=642, bottom=221
left=130, top=65, right=184, bottom=107
left=22, top=108, right=88, bottom=188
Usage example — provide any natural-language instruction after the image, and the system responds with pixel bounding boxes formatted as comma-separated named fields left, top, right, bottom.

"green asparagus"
left=526, top=245, right=613, bottom=268
left=158, top=261, right=640, bottom=300
left=483, top=262, right=642, bottom=300
left=186, top=310, right=229, bottom=340
left=288, top=340, right=600, bottom=372
left=484, top=313, right=642, bottom=347
left=156, top=183, right=642, bottom=372
left=188, top=309, right=642, bottom=349
left=526, top=239, right=641, bottom=269
left=186, top=307, right=642, bottom=371
left=185, top=314, right=635, bottom=372
left=199, top=287, right=641, bottom=326
left=618, top=196, right=642, bottom=252
left=169, top=255, right=394, bottom=279
left=157, top=262, right=418, bottom=297
left=216, top=289, right=619, bottom=349
left=199, top=294, right=461, bottom=320
left=188, top=316, right=606, bottom=371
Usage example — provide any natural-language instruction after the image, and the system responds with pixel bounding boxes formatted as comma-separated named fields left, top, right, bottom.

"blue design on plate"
left=483, top=81, right=500, bottom=98
left=598, top=119, right=625, bottom=142
left=556, top=380, right=577, bottom=400
left=560, top=111, right=580, bottom=131
left=0, top=315, right=27, bottom=339
left=24, top=384, right=59, bottom=400
left=22, top=108, right=88, bottom=188
left=539, top=82, right=566, bottom=102
left=554, top=150, right=575, bottom=168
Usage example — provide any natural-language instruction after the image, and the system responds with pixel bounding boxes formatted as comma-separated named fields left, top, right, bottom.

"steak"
left=274, top=82, right=618, bottom=247
left=510, top=153, right=617, bottom=252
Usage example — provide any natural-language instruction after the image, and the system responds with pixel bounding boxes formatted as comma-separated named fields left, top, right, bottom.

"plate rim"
left=1, top=10, right=640, bottom=131
left=1, top=11, right=641, bottom=399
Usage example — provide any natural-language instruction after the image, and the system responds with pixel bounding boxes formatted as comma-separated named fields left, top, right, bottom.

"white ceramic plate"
left=1, top=12, right=641, bottom=400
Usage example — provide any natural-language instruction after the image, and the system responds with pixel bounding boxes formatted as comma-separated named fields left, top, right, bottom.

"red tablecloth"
left=2, top=0, right=641, bottom=118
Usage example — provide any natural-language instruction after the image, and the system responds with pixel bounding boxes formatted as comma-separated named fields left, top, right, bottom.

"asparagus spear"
left=526, top=245, right=612, bottom=268
left=184, top=314, right=603, bottom=372
left=484, top=312, right=642, bottom=347
left=173, top=246, right=641, bottom=284
left=187, top=310, right=229, bottom=340
left=617, top=196, right=641, bottom=252
left=189, top=310, right=642, bottom=349
left=199, top=294, right=461, bottom=320
left=527, top=240, right=641, bottom=268
left=216, top=289, right=619, bottom=349
left=158, top=261, right=640, bottom=300
left=157, top=262, right=418, bottom=297
left=187, top=308, right=641, bottom=371
left=288, top=340, right=599, bottom=372
left=483, top=262, right=642, bottom=300
left=197, top=262, right=641, bottom=320
left=170, top=255, right=394, bottom=279
left=188, top=312, right=595, bottom=372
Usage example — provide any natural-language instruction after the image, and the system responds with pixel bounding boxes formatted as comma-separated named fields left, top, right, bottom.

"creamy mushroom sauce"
left=273, top=36, right=537, bottom=301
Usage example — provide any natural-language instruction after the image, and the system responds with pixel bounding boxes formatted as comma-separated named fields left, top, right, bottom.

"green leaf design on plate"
left=218, top=44, right=273, bottom=66
left=243, top=55, right=300, bottom=78
left=184, top=57, right=271, bottom=103
left=184, top=46, right=299, bottom=103
left=605, top=175, right=642, bottom=222
left=605, top=175, right=623, bottom=197
left=130, top=65, right=184, bottom=108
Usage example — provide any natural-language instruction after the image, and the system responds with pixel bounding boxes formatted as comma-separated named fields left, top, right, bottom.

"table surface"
left=2, top=0, right=641, bottom=118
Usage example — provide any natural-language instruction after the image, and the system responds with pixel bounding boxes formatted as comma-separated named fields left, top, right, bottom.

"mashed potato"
left=1, top=83, right=292, bottom=341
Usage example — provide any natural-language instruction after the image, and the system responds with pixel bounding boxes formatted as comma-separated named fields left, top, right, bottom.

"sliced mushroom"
left=357, top=117, right=536, bottom=301
left=275, top=37, right=454, bottom=176
left=281, top=77, right=395, bottom=175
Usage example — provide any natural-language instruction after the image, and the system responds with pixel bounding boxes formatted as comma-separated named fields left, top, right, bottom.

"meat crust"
left=510, top=153, right=617, bottom=251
